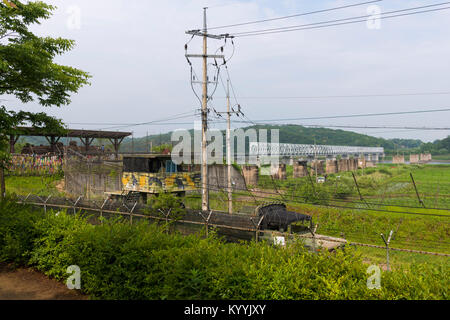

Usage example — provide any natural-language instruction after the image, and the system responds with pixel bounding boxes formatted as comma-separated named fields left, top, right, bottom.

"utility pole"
left=226, top=80, right=232, bottom=214
left=185, top=8, right=229, bottom=212
left=215, top=80, right=242, bottom=215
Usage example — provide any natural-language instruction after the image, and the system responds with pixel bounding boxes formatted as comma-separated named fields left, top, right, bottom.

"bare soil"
left=0, top=263, right=88, bottom=300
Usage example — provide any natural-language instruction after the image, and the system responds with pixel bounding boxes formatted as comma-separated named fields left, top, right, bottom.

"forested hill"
left=117, top=124, right=424, bottom=153
left=20, top=124, right=443, bottom=154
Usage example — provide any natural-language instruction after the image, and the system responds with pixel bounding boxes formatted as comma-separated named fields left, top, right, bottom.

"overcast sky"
left=5, top=0, right=450, bottom=142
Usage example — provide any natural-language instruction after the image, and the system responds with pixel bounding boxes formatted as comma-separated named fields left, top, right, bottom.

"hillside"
left=17, top=125, right=448, bottom=155
left=117, top=125, right=425, bottom=154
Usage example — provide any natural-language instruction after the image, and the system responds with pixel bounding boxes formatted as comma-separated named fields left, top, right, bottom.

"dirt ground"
left=0, top=263, right=88, bottom=300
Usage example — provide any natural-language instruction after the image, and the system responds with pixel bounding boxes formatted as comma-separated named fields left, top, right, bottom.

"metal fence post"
left=250, top=216, right=265, bottom=242
left=73, top=196, right=82, bottom=214
left=199, top=210, right=212, bottom=237
left=159, top=208, right=172, bottom=234
left=100, top=197, right=109, bottom=223
left=381, top=230, right=394, bottom=271
left=130, top=201, right=138, bottom=224
left=44, top=195, right=51, bottom=214
left=310, top=223, right=319, bottom=253
left=410, top=173, right=425, bottom=208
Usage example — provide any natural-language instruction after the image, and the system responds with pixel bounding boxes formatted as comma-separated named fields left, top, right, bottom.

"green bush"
left=0, top=200, right=448, bottom=300
left=0, top=201, right=44, bottom=265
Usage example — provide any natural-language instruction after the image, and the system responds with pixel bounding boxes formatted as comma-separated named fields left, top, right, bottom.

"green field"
left=4, top=164, right=450, bottom=269
left=184, top=164, right=450, bottom=268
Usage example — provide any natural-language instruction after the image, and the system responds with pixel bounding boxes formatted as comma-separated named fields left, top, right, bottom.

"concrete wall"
left=358, top=158, right=366, bottom=169
left=392, top=155, right=405, bottom=164
left=410, top=154, right=420, bottom=164
left=348, top=158, right=358, bottom=171
left=420, top=153, right=432, bottom=162
left=64, top=159, right=123, bottom=198
left=208, top=164, right=246, bottom=191
left=293, top=161, right=309, bottom=177
left=310, top=160, right=324, bottom=175
left=271, top=164, right=287, bottom=180
left=325, top=160, right=338, bottom=174
left=337, top=159, right=349, bottom=172
left=242, top=165, right=259, bottom=186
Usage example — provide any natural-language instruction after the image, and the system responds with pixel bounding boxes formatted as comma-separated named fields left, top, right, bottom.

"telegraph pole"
left=226, top=79, right=232, bottom=214
left=185, top=8, right=229, bottom=212
left=201, top=8, right=209, bottom=212
left=215, top=79, right=242, bottom=215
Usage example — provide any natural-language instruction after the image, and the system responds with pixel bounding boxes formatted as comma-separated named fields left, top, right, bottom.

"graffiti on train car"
left=122, top=172, right=201, bottom=193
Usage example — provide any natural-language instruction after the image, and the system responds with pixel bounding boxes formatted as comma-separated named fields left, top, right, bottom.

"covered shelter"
left=9, top=127, right=132, bottom=158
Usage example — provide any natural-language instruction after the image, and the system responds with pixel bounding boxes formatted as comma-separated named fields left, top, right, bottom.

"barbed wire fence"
left=6, top=157, right=450, bottom=269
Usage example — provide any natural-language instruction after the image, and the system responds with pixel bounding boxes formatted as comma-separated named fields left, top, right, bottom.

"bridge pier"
left=293, top=160, right=308, bottom=178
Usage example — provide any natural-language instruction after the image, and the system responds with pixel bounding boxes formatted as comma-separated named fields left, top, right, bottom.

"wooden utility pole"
left=201, top=8, right=209, bottom=212
left=185, top=8, right=229, bottom=212
left=215, top=80, right=242, bottom=214
left=226, top=79, right=232, bottom=214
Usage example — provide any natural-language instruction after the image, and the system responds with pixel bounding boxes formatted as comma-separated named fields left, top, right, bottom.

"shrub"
left=0, top=200, right=44, bottom=265
left=0, top=200, right=448, bottom=300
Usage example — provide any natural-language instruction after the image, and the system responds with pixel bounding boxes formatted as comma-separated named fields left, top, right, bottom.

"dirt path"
left=0, top=263, right=88, bottom=300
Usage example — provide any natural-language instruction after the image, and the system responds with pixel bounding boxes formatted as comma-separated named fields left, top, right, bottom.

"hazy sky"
left=5, top=0, right=450, bottom=142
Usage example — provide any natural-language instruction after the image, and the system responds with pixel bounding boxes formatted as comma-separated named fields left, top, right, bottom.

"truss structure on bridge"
left=249, top=142, right=384, bottom=157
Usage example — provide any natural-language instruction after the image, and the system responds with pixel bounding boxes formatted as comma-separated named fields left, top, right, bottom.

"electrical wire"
left=208, top=0, right=383, bottom=30
left=233, top=3, right=450, bottom=37
left=214, top=91, right=450, bottom=100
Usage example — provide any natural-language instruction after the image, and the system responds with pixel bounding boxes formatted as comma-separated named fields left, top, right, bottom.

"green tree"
left=0, top=1, right=91, bottom=198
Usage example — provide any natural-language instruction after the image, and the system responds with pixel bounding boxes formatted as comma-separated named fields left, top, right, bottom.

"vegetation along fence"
left=15, top=194, right=450, bottom=258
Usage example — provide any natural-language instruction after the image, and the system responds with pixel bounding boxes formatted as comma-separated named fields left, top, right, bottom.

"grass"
left=4, top=164, right=449, bottom=269
left=5, top=174, right=64, bottom=197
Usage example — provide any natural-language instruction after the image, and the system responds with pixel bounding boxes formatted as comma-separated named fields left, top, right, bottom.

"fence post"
left=44, top=195, right=51, bottom=214
left=199, top=210, right=212, bottom=237
left=100, top=197, right=109, bottom=223
left=250, top=216, right=265, bottom=242
left=130, top=201, right=138, bottom=224
left=310, top=223, right=319, bottom=253
left=381, top=230, right=394, bottom=271
left=159, top=208, right=172, bottom=234
left=352, top=172, right=369, bottom=207
left=73, top=196, right=82, bottom=214
left=410, top=172, right=425, bottom=208
left=24, top=193, right=31, bottom=203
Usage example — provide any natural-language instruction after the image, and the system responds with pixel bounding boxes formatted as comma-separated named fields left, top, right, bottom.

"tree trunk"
left=0, top=166, right=5, bottom=200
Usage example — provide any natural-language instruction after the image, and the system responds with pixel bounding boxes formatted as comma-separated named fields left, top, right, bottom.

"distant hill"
left=117, top=125, right=424, bottom=154
left=18, top=124, right=446, bottom=155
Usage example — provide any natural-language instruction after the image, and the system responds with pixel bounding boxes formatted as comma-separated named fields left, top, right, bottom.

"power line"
left=231, top=108, right=450, bottom=123
left=66, top=108, right=450, bottom=129
left=301, top=125, right=450, bottom=131
left=233, top=4, right=450, bottom=37
left=215, top=91, right=450, bottom=100
left=96, top=111, right=197, bottom=130
left=208, top=0, right=383, bottom=30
